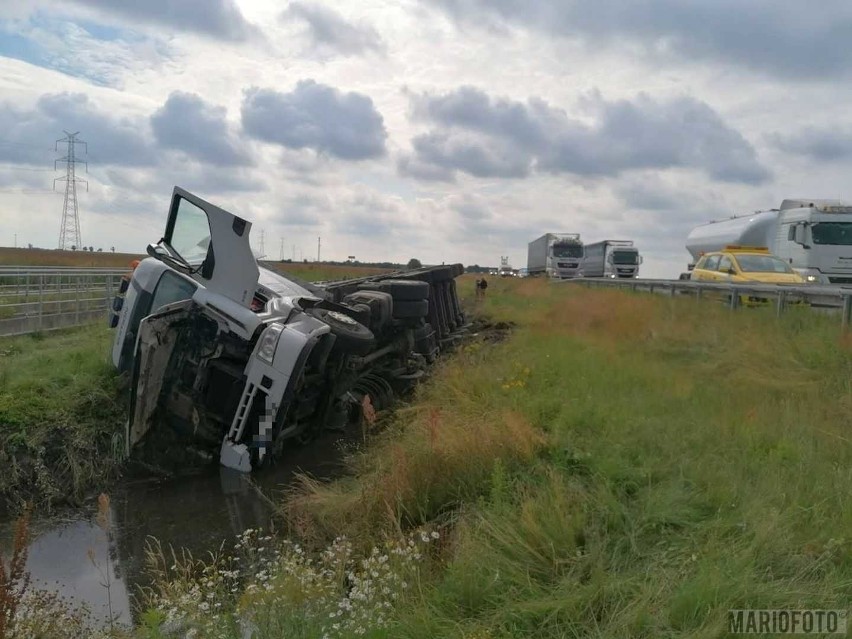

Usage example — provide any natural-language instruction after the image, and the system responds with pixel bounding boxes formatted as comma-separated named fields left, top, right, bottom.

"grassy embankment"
left=0, top=325, right=124, bottom=512
left=132, top=276, right=852, bottom=638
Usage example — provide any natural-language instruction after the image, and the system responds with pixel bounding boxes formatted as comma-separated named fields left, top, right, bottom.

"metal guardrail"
left=0, top=266, right=129, bottom=272
left=0, top=268, right=128, bottom=336
left=558, top=277, right=852, bottom=328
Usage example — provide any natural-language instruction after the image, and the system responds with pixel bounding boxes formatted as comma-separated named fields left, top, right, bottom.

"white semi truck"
left=684, top=199, right=852, bottom=284
left=527, top=233, right=584, bottom=278
left=108, top=187, right=467, bottom=473
left=498, top=256, right=514, bottom=277
left=582, top=240, right=642, bottom=278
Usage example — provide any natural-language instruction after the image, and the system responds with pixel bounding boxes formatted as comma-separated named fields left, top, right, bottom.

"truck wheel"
left=359, top=279, right=429, bottom=301
left=393, top=299, right=429, bottom=319
left=306, top=308, right=376, bottom=356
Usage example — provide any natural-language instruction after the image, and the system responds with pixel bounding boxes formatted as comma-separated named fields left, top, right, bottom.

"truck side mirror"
left=639, top=256, right=644, bottom=265
left=687, top=263, right=695, bottom=271
left=793, top=224, right=811, bottom=249
left=147, top=243, right=167, bottom=258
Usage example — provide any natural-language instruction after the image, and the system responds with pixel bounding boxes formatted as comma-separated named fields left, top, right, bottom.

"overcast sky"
left=1, top=0, right=850, bottom=276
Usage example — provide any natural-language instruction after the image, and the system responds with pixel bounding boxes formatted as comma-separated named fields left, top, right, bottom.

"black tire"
left=393, top=299, right=429, bottom=319
left=359, top=279, right=429, bottom=301
left=305, top=307, right=375, bottom=356
left=343, top=303, right=372, bottom=327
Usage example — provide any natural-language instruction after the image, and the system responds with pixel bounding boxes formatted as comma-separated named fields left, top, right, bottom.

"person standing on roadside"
left=478, top=276, right=488, bottom=299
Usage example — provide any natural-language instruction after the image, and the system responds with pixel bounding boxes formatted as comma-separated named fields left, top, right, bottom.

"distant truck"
left=498, top=256, right=513, bottom=277
left=527, top=233, right=584, bottom=278
left=684, top=199, right=852, bottom=284
left=582, top=240, right=642, bottom=278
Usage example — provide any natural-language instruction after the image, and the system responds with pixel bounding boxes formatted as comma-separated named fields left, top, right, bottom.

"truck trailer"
left=684, top=199, right=852, bottom=284
left=527, top=233, right=584, bottom=278
left=582, top=240, right=642, bottom=278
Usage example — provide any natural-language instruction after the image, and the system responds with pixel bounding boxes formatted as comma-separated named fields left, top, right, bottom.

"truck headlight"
left=805, top=275, right=819, bottom=283
left=256, top=323, right=284, bottom=364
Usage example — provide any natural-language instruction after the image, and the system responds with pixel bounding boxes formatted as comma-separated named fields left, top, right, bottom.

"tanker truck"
left=583, top=240, right=642, bottom=278
left=683, top=199, right=852, bottom=284
left=527, top=233, right=584, bottom=278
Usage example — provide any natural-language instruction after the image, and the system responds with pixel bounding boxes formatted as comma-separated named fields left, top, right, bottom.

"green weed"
left=0, top=325, right=125, bottom=511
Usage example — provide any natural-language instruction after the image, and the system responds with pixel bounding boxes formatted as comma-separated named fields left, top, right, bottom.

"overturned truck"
left=108, top=187, right=467, bottom=472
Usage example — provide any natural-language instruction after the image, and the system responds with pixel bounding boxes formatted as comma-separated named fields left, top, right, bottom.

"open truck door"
left=149, top=187, right=260, bottom=308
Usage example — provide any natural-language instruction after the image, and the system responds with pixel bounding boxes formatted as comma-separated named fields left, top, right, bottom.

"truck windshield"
left=735, top=255, right=794, bottom=273
left=553, top=245, right=583, bottom=258
left=812, top=222, right=852, bottom=246
left=612, top=251, right=638, bottom=265
left=168, top=197, right=212, bottom=265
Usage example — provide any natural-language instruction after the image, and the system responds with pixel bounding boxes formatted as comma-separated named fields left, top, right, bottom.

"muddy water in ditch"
left=0, top=432, right=357, bottom=627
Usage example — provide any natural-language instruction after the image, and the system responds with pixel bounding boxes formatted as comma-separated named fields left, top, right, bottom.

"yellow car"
left=690, top=246, right=807, bottom=306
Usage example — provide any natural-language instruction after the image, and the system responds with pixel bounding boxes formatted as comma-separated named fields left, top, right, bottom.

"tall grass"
left=282, top=279, right=852, bottom=638
left=0, top=325, right=125, bottom=510
left=44, top=275, right=841, bottom=637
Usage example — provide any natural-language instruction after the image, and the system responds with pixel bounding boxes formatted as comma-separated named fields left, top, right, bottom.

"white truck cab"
left=527, top=233, right=584, bottom=278
left=582, top=240, right=642, bottom=278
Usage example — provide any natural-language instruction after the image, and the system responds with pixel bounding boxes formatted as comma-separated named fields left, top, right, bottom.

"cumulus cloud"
left=428, top=0, right=852, bottom=80
left=151, top=92, right=252, bottom=167
left=396, top=155, right=457, bottom=182
left=406, top=131, right=531, bottom=179
left=241, top=81, right=387, bottom=161
left=284, top=2, right=384, bottom=57
left=769, top=126, right=852, bottom=162
left=0, top=92, right=156, bottom=167
left=64, top=0, right=257, bottom=41
left=402, top=86, right=770, bottom=184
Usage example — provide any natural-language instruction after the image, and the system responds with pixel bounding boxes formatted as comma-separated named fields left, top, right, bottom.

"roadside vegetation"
left=0, top=248, right=394, bottom=281
left=0, top=325, right=125, bottom=512
left=111, top=276, right=851, bottom=638
left=3, top=276, right=851, bottom=637
left=0, top=247, right=144, bottom=268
